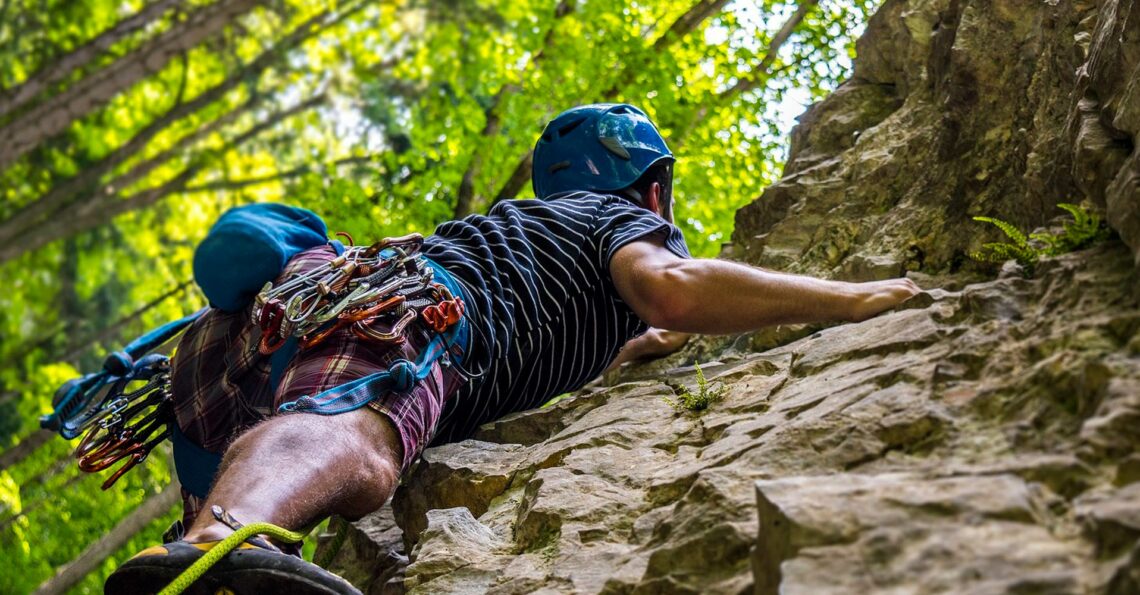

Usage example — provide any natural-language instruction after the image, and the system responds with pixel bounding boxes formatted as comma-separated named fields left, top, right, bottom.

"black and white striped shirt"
left=422, top=191, right=691, bottom=443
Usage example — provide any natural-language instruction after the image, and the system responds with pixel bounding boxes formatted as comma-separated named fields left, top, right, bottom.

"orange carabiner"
left=300, top=295, right=406, bottom=350
left=423, top=298, right=465, bottom=333
left=101, top=451, right=147, bottom=490
left=75, top=425, right=119, bottom=459
left=78, top=439, right=142, bottom=473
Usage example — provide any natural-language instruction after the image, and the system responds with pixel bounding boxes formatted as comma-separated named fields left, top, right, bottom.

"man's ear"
left=645, top=182, right=662, bottom=216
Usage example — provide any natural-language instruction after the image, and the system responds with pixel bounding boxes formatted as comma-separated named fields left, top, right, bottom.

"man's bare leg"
left=181, top=408, right=402, bottom=543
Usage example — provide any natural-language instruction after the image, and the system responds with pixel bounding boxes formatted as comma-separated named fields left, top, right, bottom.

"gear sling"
left=41, top=203, right=469, bottom=498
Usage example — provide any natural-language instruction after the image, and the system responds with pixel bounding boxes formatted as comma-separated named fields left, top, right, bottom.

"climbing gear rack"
left=252, top=233, right=465, bottom=356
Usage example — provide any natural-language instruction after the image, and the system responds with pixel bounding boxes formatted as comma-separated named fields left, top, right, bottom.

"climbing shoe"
left=104, top=507, right=360, bottom=595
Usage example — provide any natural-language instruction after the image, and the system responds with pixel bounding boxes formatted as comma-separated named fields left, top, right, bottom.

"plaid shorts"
left=170, top=245, right=464, bottom=516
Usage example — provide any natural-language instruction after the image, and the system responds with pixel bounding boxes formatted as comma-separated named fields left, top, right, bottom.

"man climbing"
left=105, top=103, right=919, bottom=594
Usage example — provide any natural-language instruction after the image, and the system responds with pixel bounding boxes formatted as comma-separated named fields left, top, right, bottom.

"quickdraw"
left=59, top=351, right=177, bottom=489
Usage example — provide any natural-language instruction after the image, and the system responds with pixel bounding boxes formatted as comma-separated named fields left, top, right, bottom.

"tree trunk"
left=0, top=467, right=84, bottom=533
left=0, top=0, right=185, bottom=118
left=31, top=481, right=181, bottom=595
left=492, top=151, right=533, bottom=205
left=0, top=429, right=53, bottom=473
left=0, top=0, right=262, bottom=171
left=452, top=0, right=575, bottom=218
left=0, top=5, right=360, bottom=254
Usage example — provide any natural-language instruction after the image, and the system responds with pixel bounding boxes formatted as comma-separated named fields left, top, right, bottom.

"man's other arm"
left=605, top=328, right=692, bottom=373
left=610, top=237, right=920, bottom=334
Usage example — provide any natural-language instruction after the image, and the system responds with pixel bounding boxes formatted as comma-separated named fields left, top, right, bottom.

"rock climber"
left=105, top=103, right=920, bottom=594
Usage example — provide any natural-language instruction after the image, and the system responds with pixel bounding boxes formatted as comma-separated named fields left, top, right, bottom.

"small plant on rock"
left=970, top=202, right=1113, bottom=274
left=664, top=362, right=726, bottom=413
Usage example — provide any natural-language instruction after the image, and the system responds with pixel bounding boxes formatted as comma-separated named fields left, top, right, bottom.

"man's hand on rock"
left=847, top=278, right=922, bottom=322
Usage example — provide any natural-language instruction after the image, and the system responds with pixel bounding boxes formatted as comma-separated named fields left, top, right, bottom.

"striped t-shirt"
left=421, top=191, right=691, bottom=443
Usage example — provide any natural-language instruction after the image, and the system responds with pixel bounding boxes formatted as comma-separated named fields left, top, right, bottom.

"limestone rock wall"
left=315, top=1, right=1140, bottom=593
left=733, top=0, right=1140, bottom=279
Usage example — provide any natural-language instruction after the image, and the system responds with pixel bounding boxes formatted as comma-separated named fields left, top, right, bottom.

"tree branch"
left=452, top=0, right=575, bottom=218
left=0, top=94, right=329, bottom=261
left=721, top=0, right=818, bottom=99
left=0, top=0, right=185, bottom=118
left=0, top=0, right=263, bottom=171
left=0, top=5, right=350, bottom=249
left=652, top=0, right=732, bottom=51
left=173, top=50, right=190, bottom=107
left=184, top=155, right=375, bottom=193
left=673, top=1, right=819, bottom=147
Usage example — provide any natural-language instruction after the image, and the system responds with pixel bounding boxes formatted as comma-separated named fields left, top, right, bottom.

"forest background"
left=0, top=0, right=875, bottom=592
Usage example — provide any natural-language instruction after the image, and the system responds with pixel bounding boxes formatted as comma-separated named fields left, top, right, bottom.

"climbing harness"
left=41, top=228, right=472, bottom=492
left=268, top=232, right=472, bottom=415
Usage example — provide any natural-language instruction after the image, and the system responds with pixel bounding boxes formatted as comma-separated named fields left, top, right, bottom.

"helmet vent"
left=599, top=136, right=631, bottom=160
left=548, top=160, right=572, bottom=173
left=557, top=117, right=587, bottom=137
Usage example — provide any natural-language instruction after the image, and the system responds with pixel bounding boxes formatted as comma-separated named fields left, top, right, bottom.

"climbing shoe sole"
left=104, top=542, right=361, bottom=595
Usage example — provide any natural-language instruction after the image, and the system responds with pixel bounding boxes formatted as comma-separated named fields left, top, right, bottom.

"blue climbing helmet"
left=532, top=103, right=674, bottom=199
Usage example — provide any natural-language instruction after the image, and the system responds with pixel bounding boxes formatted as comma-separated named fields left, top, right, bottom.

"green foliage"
left=664, top=363, right=726, bottom=413
left=970, top=203, right=1113, bottom=274
left=970, top=215, right=1040, bottom=271
left=1035, top=203, right=1114, bottom=255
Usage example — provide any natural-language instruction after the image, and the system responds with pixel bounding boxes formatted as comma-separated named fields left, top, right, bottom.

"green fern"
left=970, top=203, right=1112, bottom=275
left=973, top=216, right=1029, bottom=248
left=663, top=362, right=726, bottom=413
left=1049, top=203, right=1111, bottom=255
left=970, top=215, right=1040, bottom=270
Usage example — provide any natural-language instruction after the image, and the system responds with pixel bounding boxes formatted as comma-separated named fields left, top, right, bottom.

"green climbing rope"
left=157, top=522, right=305, bottom=595
left=315, top=516, right=350, bottom=569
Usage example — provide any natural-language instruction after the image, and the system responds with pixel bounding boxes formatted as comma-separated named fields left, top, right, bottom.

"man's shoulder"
left=494, top=191, right=622, bottom=213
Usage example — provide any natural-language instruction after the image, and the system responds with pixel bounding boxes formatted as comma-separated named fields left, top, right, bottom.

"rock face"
left=315, top=0, right=1140, bottom=593
left=733, top=0, right=1140, bottom=280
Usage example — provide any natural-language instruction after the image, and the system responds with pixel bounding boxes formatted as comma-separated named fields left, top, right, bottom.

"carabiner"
left=300, top=295, right=406, bottom=350
left=363, top=233, right=424, bottom=258
left=97, top=425, right=170, bottom=490
left=423, top=298, right=465, bottom=333
left=353, top=308, right=417, bottom=343
left=100, top=451, right=145, bottom=490
left=78, top=438, right=141, bottom=472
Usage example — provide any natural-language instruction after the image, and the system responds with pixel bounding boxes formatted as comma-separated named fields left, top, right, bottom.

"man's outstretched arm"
left=611, top=237, right=920, bottom=334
